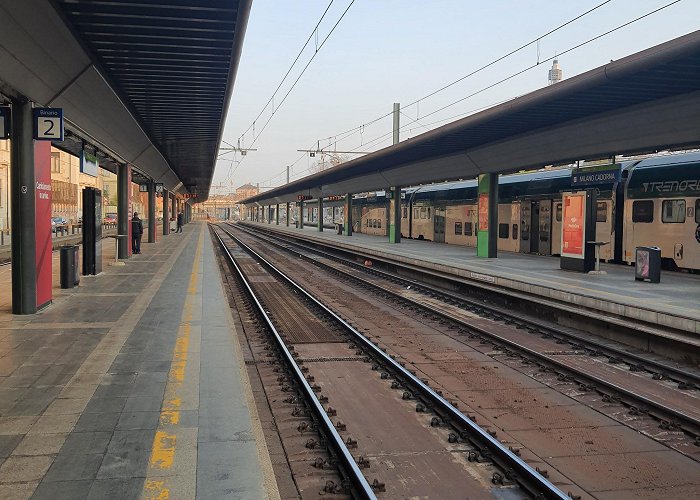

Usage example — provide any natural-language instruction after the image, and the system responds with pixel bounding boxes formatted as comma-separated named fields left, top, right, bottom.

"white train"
left=341, top=152, right=700, bottom=271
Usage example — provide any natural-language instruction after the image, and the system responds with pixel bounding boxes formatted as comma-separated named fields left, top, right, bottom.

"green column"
left=285, top=202, right=290, bottom=226
left=344, top=194, right=353, bottom=236
left=298, top=200, right=304, bottom=228
left=317, top=198, right=324, bottom=232
left=389, top=186, right=401, bottom=243
left=275, top=204, right=280, bottom=224
left=476, top=173, right=498, bottom=258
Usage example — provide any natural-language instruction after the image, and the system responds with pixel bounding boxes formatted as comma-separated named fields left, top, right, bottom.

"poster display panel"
left=478, top=194, right=489, bottom=232
left=34, top=141, right=52, bottom=308
left=561, top=191, right=586, bottom=259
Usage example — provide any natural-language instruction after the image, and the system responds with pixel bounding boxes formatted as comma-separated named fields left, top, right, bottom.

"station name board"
left=326, top=195, right=343, bottom=201
left=571, top=163, right=620, bottom=186
left=297, top=195, right=312, bottom=201
left=183, top=193, right=198, bottom=199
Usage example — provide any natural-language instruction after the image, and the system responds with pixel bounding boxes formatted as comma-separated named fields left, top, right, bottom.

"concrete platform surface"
left=0, top=222, right=278, bottom=500
left=243, top=221, right=700, bottom=335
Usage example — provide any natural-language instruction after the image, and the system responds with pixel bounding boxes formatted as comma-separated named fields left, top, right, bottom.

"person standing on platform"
left=176, top=211, right=184, bottom=233
left=132, top=212, right=144, bottom=254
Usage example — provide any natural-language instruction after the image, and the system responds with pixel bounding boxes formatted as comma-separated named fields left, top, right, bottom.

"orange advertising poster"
left=478, top=194, right=489, bottom=232
left=562, top=192, right=585, bottom=257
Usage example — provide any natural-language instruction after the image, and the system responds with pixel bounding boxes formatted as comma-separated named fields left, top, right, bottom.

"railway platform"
left=242, top=221, right=700, bottom=339
left=0, top=222, right=277, bottom=500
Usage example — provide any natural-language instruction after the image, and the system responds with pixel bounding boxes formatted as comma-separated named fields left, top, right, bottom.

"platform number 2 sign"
left=33, top=108, right=64, bottom=141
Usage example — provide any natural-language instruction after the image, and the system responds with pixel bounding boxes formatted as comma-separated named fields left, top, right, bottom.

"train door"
left=538, top=200, right=552, bottom=255
left=530, top=201, right=540, bottom=251
left=520, top=201, right=531, bottom=253
left=434, top=205, right=446, bottom=243
left=552, top=201, right=562, bottom=255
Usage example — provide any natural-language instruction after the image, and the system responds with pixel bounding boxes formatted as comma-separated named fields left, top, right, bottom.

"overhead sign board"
left=139, top=184, right=148, bottom=192
left=183, top=193, right=198, bottom=199
left=155, top=183, right=164, bottom=193
left=33, top=108, right=64, bottom=141
left=297, top=194, right=312, bottom=201
left=0, top=106, right=9, bottom=139
left=80, top=150, right=98, bottom=177
left=571, top=163, right=620, bottom=187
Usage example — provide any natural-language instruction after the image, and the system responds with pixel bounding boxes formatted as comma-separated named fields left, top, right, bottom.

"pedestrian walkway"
left=0, top=222, right=278, bottom=499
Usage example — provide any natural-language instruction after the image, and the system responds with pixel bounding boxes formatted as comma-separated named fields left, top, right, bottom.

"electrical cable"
left=311, top=0, right=615, bottom=151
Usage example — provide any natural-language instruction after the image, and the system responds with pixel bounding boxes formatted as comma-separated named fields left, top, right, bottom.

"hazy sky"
left=214, top=0, right=699, bottom=192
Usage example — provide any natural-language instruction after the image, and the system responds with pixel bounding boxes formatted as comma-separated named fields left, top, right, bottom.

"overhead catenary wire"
left=337, top=0, right=682, bottom=157
left=310, top=0, right=615, bottom=152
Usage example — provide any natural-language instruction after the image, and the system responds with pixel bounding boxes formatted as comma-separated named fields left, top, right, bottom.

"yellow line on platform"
left=143, top=227, right=203, bottom=500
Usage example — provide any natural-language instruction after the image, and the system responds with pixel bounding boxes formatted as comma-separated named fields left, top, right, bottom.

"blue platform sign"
left=0, top=106, right=9, bottom=139
left=571, top=163, right=621, bottom=186
left=33, top=108, right=64, bottom=141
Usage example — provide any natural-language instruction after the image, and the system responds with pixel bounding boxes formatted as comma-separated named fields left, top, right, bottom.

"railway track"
left=211, top=223, right=569, bottom=499
left=233, top=223, right=700, bottom=449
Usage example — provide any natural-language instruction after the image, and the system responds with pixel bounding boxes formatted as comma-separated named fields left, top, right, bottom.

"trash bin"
left=635, top=246, right=661, bottom=283
left=60, top=245, right=80, bottom=289
left=336, top=223, right=343, bottom=235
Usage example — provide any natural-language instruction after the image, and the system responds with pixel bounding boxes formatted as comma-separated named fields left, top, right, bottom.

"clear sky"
left=213, top=0, right=699, bottom=193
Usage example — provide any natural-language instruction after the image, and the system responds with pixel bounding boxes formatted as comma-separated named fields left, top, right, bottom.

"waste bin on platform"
left=635, top=246, right=660, bottom=283
left=336, top=223, right=342, bottom=235
left=60, top=245, right=80, bottom=289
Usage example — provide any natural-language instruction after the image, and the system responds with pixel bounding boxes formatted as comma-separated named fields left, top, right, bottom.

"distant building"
left=235, top=182, right=259, bottom=201
left=548, top=59, right=563, bottom=85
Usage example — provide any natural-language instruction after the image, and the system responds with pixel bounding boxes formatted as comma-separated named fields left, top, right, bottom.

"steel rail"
left=218, top=224, right=568, bottom=500
left=211, top=226, right=377, bottom=500
left=233, top=223, right=700, bottom=436
left=236, top=222, right=700, bottom=387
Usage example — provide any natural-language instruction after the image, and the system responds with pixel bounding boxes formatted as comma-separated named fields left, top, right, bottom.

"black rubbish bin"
left=336, top=223, right=342, bottom=235
left=635, top=246, right=661, bottom=283
left=60, top=245, right=80, bottom=289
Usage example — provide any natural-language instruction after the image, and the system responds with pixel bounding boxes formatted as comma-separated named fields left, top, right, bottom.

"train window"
left=498, top=223, right=509, bottom=239
left=378, top=219, right=382, bottom=228
left=464, top=222, right=473, bottom=236
left=402, top=207, right=408, bottom=219
left=420, top=207, right=426, bottom=219
left=555, top=204, right=562, bottom=222
left=428, top=208, right=431, bottom=219
left=632, top=200, right=654, bottom=223
left=662, top=199, right=685, bottom=223
left=455, top=222, right=462, bottom=235
left=512, top=224, right=518, bottom=240
left=413, top=208, right=419, bottom=220
left=696, top=199, right=700, bottom=223
left=596, top=202, right=607, bottom=223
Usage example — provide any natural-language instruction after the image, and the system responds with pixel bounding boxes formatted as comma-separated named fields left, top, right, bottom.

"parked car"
left=103, top=214, right=117, bottom=224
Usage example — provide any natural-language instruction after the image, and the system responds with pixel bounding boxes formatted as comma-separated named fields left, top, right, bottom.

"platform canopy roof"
left=0, top=0, right=251, bottom=201
left=243, top=29, right=700, bottom=206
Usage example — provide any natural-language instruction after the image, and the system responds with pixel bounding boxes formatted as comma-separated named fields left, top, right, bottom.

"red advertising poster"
left=561, top=192, right=585, bottom=258
left=34, top=142, right=52, bottom=308
left=478, top=193, right=489, bottom=232
left=126, top=165, right=132, bottom=257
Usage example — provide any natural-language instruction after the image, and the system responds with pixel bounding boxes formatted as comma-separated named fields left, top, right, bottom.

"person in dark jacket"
left=132, top=212, right=144, bottom=254
left=176, top=211, right=184, bottom=233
